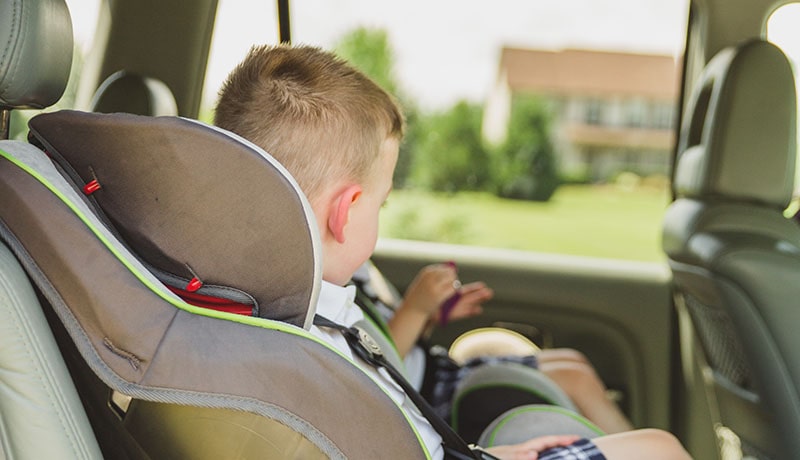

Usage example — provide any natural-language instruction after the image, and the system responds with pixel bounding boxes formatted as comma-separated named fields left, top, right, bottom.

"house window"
left=624, top=98, right=648, bottom=127
left=585, top=98, right=604, bottom=125
left=652, top=102, right=675, bottom=130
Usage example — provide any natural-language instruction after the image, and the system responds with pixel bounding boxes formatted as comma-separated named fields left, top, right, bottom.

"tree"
left=334, top=27, right=398, bottom=96
left=334, top=27, right=417, bottom=188
left=410, top=100, right=490, bottom=192
left=490, top=95, right=559, bottom=201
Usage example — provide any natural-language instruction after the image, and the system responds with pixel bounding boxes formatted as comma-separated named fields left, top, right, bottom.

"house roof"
left=499, top=47, right=680, bottom=100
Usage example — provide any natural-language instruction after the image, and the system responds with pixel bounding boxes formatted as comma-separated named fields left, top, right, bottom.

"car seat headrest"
left=673, top=39, right=797, bottom=209
left=28, top=110, right=321, bottom=328
left=0, top=0, right=73, bottom=110
left=90, top=71, right=179, bottom=116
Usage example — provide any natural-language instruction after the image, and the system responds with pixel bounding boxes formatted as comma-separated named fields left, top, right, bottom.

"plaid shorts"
left=538, top=438, right=607, bottom=460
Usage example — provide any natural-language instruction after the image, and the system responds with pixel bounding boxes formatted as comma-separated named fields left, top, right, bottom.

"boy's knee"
left=636, top=428, right=687, bottom=452
left=595, top=429, right=691, bottom=459
left=540, top=348, right=591, bottom=366
left=540, top=361, right=606, bottom=394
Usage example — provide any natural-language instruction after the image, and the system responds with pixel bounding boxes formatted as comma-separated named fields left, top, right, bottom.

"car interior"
left=1, top=0, right=799, bottom=459
left=664, top=38, right=800, bottom=459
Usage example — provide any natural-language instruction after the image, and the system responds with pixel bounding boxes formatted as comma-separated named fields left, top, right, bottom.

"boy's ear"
left=327, top=184, right=362, bottom=244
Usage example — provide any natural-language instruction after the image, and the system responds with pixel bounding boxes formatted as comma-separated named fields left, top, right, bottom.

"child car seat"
left=2, top=108, right=609, bottom=459
left=0, top=110, right=430, bottom=458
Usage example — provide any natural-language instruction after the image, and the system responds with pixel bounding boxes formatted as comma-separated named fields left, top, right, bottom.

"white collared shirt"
left=310, top=280, right=444, bottom=459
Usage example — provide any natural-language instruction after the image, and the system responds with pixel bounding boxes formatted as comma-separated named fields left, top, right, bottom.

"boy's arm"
left=388, top=303, right=432, bottom=357
left=388, top=264, right=457, bottom=356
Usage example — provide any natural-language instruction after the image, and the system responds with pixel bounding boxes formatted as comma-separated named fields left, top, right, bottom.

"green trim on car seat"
left=482, top=405, right=604, bottom=447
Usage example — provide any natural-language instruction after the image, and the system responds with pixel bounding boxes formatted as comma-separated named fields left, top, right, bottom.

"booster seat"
left=4, top=107, right=603, bottom=458
left=0, top=110, right=428, bottom=458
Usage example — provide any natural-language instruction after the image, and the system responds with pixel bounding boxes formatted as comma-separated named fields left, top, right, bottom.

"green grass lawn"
left=379, top=184, right=671, bottom=262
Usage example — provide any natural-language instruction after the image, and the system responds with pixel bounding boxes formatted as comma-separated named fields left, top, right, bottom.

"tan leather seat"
left=663, top=39, right=800, bottom=459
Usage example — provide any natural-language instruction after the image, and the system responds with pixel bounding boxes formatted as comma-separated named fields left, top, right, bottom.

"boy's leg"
left=538, top=360, right=633, bottom=434
left=592, top=429, right=692, bottom=460
left=537, top=348, right=593, bottom=366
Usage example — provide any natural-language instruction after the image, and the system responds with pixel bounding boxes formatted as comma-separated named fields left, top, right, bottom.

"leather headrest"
left=90, top=71, right=179, bottom=116
left=674, top=39, right=796, bottom=209
left=0, top=0, right=73, bottom=109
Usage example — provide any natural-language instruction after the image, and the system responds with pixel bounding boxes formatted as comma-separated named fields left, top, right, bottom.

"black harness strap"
left=353, top=286, right=395, bottom=343
left=350, top=278, right=395, bottom=340
left=313, top=315, right=498, bottom=460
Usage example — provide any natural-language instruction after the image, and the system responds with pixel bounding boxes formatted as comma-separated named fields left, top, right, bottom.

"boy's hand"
left=402, top=263, right=460, bottom=316
left=484, top=435, right=582, bottom=460
left=390, top=263, right=493, bottom=356
left=431, top=281, right=492, bottom=324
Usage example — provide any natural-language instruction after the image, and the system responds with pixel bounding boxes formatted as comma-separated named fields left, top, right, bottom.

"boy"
left=353, top=260, right=634, bottom=434
left=214, top=44, right=690, bottom=460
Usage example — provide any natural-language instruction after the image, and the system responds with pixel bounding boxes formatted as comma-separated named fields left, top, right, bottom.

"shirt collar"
left=317, top=280, right=363, bottom=327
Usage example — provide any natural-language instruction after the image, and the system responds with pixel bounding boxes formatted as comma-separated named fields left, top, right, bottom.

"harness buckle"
left=353, top=326, right=383, bottom=359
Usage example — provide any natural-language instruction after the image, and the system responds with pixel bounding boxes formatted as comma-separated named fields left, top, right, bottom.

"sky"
left=65, top=0, right=800, bottom=112
left=209, top=0, right=689, bottom=110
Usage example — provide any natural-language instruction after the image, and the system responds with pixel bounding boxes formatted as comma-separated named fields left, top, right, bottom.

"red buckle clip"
left=186, top=277, right=203, bottom=292
left=83, top=179, right=101, bottom=195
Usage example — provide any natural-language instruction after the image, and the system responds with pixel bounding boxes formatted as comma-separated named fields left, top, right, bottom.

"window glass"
left=67, top=0, right=101, bottom=55
left=201, top=0, right=279, bottom=122
left=205, top=0, right=689, bottom=262
left=767, top=3, right=800, bottom=217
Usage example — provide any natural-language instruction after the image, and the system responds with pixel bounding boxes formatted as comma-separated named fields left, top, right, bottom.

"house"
left=483, top=47, right=681, bottom=182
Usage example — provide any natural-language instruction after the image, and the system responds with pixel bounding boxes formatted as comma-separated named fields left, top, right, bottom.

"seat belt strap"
left=350, top=279, right=395, bottom=340
left=313, top=314, right=498, bottom=460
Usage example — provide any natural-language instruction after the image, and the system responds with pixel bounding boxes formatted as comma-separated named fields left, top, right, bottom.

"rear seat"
left=90, top=70, right=179, bottom=116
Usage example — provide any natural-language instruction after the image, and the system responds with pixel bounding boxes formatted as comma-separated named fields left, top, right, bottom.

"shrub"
left=409, top=101, right=490, bottom=192
left=490, top=95, right=560, bottom=201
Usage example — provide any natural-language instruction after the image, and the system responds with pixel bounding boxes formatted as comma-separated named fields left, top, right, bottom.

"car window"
left=213, top=1, right=691, bottom=262
left=201, top=0, right=279, bottom=122
left=767, top=2, right=800, bottom=217
left=34, top=0, right=691, bottom=264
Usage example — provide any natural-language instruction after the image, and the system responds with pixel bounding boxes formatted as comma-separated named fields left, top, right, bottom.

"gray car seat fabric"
left=90, top=70, right=179, bottom=116
left=451, top=361, right=578, bottom=444
left=477, top=404, right=603, bottom=448
left=663, top=39, right=799, bottom=459
left=0, top=242, right=103, bottom=460
left=0, top=110, right=429, bottom=459
left=28, top=110, right=320, bottom=328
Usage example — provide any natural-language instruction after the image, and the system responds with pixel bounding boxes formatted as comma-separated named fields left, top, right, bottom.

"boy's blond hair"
left=214, top=44, right=404, bottom=202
